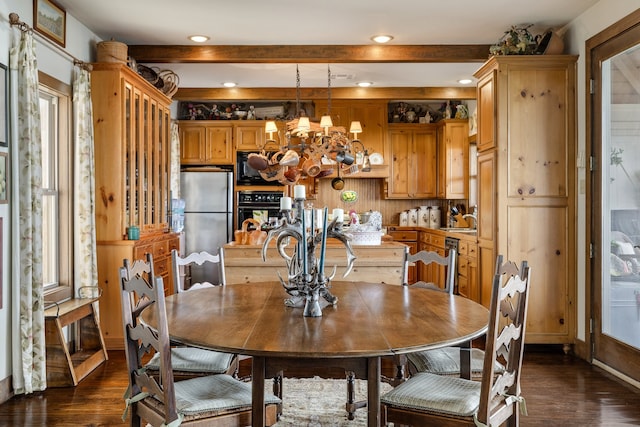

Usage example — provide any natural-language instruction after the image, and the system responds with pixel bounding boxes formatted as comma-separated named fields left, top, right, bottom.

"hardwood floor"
left=0, top=345, right=639, bottom=426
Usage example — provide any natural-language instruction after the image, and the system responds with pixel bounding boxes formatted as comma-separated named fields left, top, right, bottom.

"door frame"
left=586, top=8, right=640, bottom=381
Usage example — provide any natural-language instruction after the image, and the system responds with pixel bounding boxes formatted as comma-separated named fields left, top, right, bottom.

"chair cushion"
left=173, top=374, right=281, bottom=415
left=407, top=347, right=504, bottom=376
left=381, top=372, right=481, bottom=417
left=146, top=347, right=234, bottom=374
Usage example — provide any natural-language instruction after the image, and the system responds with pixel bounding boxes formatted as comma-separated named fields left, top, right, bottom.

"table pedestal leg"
left=367, top=357, right=381, bottom=427
left=252, top=356, right=266, bottom=427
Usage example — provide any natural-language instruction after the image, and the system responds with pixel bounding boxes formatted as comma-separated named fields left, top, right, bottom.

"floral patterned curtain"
left=73, top=68, right=98, bottom=299
left=170, top=121, right=180, bottom=197
left=10, top=30, right=45, bottom=394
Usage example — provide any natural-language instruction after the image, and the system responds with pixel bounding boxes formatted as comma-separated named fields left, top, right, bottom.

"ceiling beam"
left=128, top=44, right=492, bottom=63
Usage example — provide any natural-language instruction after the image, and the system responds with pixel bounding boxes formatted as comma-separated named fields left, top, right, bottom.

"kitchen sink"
left=439, top=227, right=477, bottom=233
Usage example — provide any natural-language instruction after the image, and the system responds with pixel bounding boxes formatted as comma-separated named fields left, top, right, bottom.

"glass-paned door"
left=591, top=16, right=640, bottom=381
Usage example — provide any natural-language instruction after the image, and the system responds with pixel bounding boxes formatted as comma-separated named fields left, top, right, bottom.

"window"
left=39, top=73, right=72, bottom=303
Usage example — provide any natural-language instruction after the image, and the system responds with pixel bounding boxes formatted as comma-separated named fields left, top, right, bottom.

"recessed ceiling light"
left=458, top=78, right=473, bottom=85
left=223, top=82, right=237, bottom=88
left=356, top=81, right=373, bottom=87
left=189, top=35, right=209, bottom=43
left=371, top=35, right=393, bottom=44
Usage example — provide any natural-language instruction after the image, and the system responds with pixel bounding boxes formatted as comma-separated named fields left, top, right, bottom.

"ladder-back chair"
left=120, top=263, right=280, bottom=426
left=381, top=255, right=531, bottom=427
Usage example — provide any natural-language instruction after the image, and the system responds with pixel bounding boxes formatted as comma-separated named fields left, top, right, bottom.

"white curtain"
left=10, top=30, right=46, bottom=394
left=73, top=68, right=98, bottom=299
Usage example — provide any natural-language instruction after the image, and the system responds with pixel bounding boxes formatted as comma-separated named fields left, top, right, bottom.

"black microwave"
left=236, top=151, right=284, bottom=186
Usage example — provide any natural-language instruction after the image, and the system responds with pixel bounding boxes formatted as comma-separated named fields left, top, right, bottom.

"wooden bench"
left=44, top=298, right=108, bottom=387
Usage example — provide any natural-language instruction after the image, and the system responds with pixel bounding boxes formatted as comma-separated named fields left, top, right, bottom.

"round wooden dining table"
left=142, top=280, right=489, bottom=427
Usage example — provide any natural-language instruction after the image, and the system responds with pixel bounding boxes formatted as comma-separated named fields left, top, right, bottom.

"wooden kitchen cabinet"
left=437, top=119, right=469, bottom=199
left=474, top=55, right=577, bottom=346
left=387, top=228, right=418, bottom=283
left=235, top=121, right=269, bottom=151
left=314, top=100, right=388, bottom=161
left=178, top=121, right=234, bottom=165
left=386, top=124, right=438, bottom=199
left=418, top=230, right=447, bottom=289
left=91, top=63, right=179, bottom=349
left=456, top=237, right=478, bottom=302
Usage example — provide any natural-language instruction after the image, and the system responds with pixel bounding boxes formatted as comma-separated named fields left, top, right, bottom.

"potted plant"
left=489, top=24, right=539, bottom=56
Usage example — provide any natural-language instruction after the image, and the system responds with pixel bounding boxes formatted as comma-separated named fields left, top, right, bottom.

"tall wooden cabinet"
left=437, top=119, right=469, bottom=199
left=386, top=124, right=438, bottom=199
left=91, top=63, right=179, bottom=349
left=474, top=55, right=577, bottom=347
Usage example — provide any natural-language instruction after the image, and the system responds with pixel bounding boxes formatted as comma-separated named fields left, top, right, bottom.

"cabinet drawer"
left=430, top=235, right=445, bottom=249
left=134, top=244, right=153, bottom=260
left=155, top=257, right=170, bottom=278
left=153, top=240, right=170, bottom=259
left=167, top=237, right=180, bottom=253
left=388, top=230, right=418, bottom=241
left=419, top=232, right=430, bottom=245
left=467, top=242, right=477, bottom=258
left=458, top=240, right=468, bottom=256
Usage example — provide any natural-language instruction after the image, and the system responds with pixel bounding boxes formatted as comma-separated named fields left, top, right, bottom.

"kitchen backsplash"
left=308, top=178, right=467, bottom=226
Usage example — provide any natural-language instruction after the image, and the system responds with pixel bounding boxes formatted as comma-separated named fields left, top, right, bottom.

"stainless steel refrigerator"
left=180, top=170, right=233, bottom=285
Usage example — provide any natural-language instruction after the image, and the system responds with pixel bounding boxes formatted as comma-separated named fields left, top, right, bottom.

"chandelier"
left=252, top=65, right=370, bottom=186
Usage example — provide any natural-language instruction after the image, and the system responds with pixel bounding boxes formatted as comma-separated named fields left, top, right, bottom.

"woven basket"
left=96, top=40, right=128, bottom=64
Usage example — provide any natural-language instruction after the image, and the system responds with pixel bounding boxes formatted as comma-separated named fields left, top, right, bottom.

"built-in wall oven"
left=236, top=151, right=285, bottom=187
left=236, top=190, right=284, bottom=231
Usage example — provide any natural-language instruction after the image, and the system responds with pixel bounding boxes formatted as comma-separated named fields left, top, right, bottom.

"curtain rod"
left=9, top=12, right=92, bottom=72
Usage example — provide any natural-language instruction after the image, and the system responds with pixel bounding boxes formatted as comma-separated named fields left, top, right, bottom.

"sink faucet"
left=462, top=213, right=477, bottom=229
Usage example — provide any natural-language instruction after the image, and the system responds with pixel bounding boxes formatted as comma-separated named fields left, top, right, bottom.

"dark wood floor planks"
left=0, top=345, right=639, bottom=426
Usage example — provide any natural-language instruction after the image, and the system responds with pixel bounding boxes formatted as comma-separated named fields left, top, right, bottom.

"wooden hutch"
left=91, top=63, right=179, bottom=349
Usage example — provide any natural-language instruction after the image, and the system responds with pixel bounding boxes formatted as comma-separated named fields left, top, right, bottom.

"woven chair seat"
left=381, top=372, right=481, bottom=417
left=407, top=347, right=504, bottom=377
left=144, top=374, right=281, bottom=418
left=146, top=347, right=234, bottom=374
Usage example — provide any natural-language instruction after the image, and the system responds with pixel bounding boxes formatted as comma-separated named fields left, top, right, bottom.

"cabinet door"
left=406, top=241, right=418, bottom=284
left=179, top=125, right=206, bottom=164
left=350, top=102, right=387, bottom=159
left=477, top=71, right=496, bottom=152
left=413, top=128, right=437, bottom=198
left=315, top=100, right=388, bottom=163
left=477, top=150, right=496, bottom=308
left=205, top=126, right=233, bottom=164
left=438, top=120, right=469, bottom=199
left=387, top=129, right=412, bottom=198
left=235, top=123, right=266, bottom=151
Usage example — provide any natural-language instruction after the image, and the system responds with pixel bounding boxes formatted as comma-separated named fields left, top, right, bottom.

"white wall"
left=566, top=0, right=640, bottom=343
left=0, top=0, right=101, bottom=386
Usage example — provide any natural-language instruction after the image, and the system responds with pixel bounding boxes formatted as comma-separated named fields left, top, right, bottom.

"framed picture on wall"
left=33, top=0, right=66, bottom=48
left=0, top=63, right=6, bottom=147
left=0, top=153, right=7, bottom=204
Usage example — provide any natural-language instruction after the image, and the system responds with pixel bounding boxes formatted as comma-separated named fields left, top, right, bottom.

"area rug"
left=269, top=376, right=394, bottom=426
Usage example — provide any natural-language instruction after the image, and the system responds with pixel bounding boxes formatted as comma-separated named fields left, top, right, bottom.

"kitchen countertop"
left=386, top=225, right=477, bottom=241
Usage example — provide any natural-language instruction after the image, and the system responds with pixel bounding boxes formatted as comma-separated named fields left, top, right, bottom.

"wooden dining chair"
left=381, top=255, right=531, bottom=427
left=401, top=247, right=486, bottom=382
left=345, top=247, right=459, bottom=420
left=172, top=248, right=226, bottom=292
left=402, top=246, right=457, bottom=292
left=120, top=267, right=281, bottom=426
left=122, top=254, right=238, bottom=379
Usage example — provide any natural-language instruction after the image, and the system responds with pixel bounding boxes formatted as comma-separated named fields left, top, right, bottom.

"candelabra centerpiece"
left=261, top=185, right=356, bottom=317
